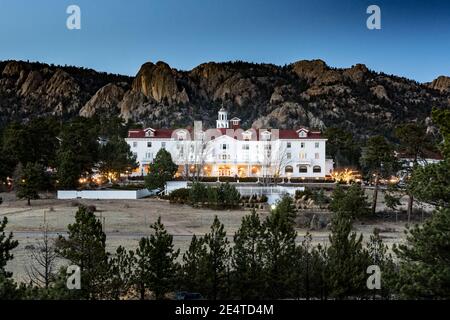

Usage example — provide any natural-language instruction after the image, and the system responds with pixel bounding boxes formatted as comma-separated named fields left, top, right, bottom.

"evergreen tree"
left=261, top=195, right=297, bottom=299
left=408, top=108, right=450, bottom=208
left=133, top=237, right=152, bottom=300
left=231, top=210, right=265, bottom=299
left=108, top=246, right=135, bottom=300
left=14, top=162, right=47, bottom=205
left=394, top=208, right=450, bottom=299
left=0, top=217, right=20, bottom=300
left=326, top=211, right=370, bottom=299
left=366, top=230, right=396, bottom=299
left=203, top=216, right=231, bottom=300
left=143, top=217, right=180, bottom=300
left=395, top=123, right=435, bottom=220
left=324, top=127, right=361, bottom=168
left=97, top=136, right=138, bottom=182
left=329, top=184, right=370, bottom=219
left=360, top=136, right=398, bottom=214
left=56, top=206, right=109, bottom=299
left=0, top=217, right=19, bottom=279
left=180, top=235, right=208, bottom=294
left=145, top=149, right=178, bottom=190
left=56, top=118, right=99, bottom=189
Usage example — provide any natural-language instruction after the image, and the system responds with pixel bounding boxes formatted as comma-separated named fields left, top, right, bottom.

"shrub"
left=189, top=182, right=207, bottom=205
left=169, top=188, right=190, bottom=203
left=207, top=186, right=219, bottom=209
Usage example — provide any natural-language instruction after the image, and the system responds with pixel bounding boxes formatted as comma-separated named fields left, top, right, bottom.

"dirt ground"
left=0, top=191, right=413, bottom=283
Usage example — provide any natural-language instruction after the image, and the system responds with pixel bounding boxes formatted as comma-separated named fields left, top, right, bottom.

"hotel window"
left=145, top=152, right=153, bottom=160
left=133, top=142, right=138, bottom=148
left=300, top=152, right=307, bottom=159
left=287, top=142, right=291, bottom=148
left=299, top=165, right=308, bottom=173
left=315, top=153, right=320, bottom=159
left=147, top=142, right=152, bottom=148
left=287, top=153, right=291, bottom=159
left=242, top=144, right=250, bottom=150
left=313, top=166, right=322, bottom=173
left=301, top=142, right=305, bottom=148
left=264, top=144, right=271, bottom=150
left=161, top=142, right=166, bottom=149
left=315, top=142, right=320, bottom=148
left=222, top=144, right=228, bottom=150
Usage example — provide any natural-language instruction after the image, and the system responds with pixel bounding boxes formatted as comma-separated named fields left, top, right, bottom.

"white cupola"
left=216, top=107, right=229, bottom=129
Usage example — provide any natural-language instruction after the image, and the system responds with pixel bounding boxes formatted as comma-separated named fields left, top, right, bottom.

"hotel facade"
left=126, top=108, right=333, bottom=179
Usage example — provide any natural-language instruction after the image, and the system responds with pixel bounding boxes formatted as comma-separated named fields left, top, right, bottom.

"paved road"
left=10, top=230, right=330, bottom=243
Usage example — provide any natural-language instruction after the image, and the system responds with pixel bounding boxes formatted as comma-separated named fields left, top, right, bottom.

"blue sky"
left=0, top=0, right=449, bottom=82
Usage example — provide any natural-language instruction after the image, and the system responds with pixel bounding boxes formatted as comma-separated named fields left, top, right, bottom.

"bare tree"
left=25, top=225, right=58, bottom=288
left=272, top=144, right=293, bottom=184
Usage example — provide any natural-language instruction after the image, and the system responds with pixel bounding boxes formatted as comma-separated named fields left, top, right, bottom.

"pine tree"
left=56, top=206, right=110, bottom=299
left=330, top=184, right=371, bottom=219
left=108, top=246, right=135, bottom=300
left=261, top=195, right=297, bottom=299
left=231, top=210, right=265, bottom=299
left=145, top=149, right=178, bottom=190
left=14, top=162, right=47, bottom=206
left=146, top=217, right=180, bottom=300
left=394, top=208, right=450, bottom=299
left=366, top=230, right=396, bottom=299
left=326, top=211, right=370, bottom=299
left=181, top=234, right=208, bottom=294
left=97, top=136, right=138, bottom=182
left=360, top=136, right=397, bottom=214
left=0, top=217, right=19, bottom=278
left=0, top=217, right=20, bottom=300
left=203, top=216, right=231, bottom=300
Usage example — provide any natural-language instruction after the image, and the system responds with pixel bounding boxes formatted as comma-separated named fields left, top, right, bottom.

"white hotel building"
left=126, top=108, right=333, bottom=179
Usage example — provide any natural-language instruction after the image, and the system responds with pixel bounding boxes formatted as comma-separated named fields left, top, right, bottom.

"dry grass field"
left=0, top=191, right=411, bottom=282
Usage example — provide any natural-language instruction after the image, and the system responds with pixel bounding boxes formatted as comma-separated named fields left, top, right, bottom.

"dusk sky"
left=0, top=0, right=449, bottom=82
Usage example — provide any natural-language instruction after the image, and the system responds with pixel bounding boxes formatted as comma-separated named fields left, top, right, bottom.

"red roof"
left=128, top=127, right=323, bottom=140
left=128, top=128, right=174, bottom=139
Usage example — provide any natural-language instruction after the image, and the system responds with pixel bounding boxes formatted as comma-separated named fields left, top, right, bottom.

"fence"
left=57, top=189, right=152, bottom=200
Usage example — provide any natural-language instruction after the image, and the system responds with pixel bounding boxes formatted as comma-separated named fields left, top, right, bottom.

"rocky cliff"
left=1, top=59, right=449, bottom=138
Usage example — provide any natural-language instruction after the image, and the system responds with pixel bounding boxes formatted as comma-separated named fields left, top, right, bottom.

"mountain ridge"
left=1, top=59, right=449, bottom=139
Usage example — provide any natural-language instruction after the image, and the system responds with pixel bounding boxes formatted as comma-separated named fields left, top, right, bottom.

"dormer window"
left=243, top=131, right=252, bottom=141
left=144, top=128, right=156, bottom=137
left=297, top=128, right=309, bottom=138
left=230, top=117, right=241, bottom=127
left=177, top=130, right=187, bottom=141
left=261, top=131, right=271, bottom=141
